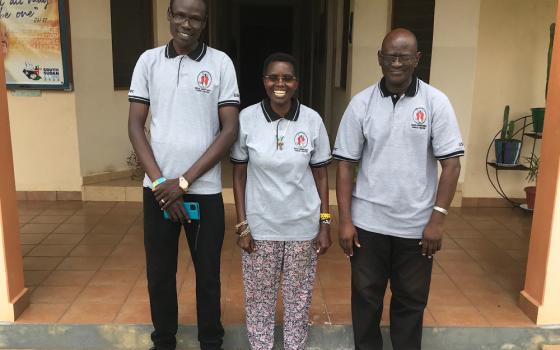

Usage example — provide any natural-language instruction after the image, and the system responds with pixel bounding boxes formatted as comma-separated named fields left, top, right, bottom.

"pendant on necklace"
left=277, top=138, right=284, bottom=150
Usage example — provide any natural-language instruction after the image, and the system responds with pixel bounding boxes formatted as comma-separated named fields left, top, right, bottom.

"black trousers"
left=351, top=227, right=433, bottom=350
left=143, top=188, right=225, bottom=350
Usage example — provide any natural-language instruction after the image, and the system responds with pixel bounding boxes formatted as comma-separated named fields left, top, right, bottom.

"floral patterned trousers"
left=242, top=239, right=318, bottom=350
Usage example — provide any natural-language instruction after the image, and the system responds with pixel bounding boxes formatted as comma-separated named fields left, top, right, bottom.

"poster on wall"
left=1, top=0, right=72, bottom=90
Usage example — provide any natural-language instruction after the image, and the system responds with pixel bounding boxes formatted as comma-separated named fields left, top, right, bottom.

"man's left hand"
left=420, top=219, right=444, bottom=259
left=154, top=178, right=184, bottom=209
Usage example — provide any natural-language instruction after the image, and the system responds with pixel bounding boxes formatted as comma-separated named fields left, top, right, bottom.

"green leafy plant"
left=500, top=105, right=515, bottom=140
left=525, top=154, right=540, bottom=183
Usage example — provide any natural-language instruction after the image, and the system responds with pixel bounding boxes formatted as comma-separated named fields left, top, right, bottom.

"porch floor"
left=16, top=200, right=534, bottom=327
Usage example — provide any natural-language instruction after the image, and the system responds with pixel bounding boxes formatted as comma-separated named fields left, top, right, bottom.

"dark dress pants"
left=351, top=227, right=433, bottom=350
left=143, top=188, right=225, bottom=350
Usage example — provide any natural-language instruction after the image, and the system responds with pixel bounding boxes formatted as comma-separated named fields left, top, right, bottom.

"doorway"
left=208, top=0, right=329, bottom=115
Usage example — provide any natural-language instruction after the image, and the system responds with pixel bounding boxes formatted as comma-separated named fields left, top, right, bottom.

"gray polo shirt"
left=129, top=41, right=240, bottom=194
left=231, top=100, right=332, bottom=241
left=333, top=78, right=464, bottom=239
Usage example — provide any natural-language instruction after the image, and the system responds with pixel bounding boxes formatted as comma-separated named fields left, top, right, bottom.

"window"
left=391, top=0, right=435, bottom=83
left=110, top=0, right=154, bottom=89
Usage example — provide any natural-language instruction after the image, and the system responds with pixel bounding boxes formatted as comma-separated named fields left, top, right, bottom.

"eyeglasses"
left=263, top=75, right=297, bottom=83
left=378, top=52, right=417, bottom=65
left=169, top=9, right=206, bottom=29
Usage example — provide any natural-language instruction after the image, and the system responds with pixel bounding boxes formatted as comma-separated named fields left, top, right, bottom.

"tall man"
left=128, top=0, right=240, bottom=349
left=334, top=28, right=464, bottom=350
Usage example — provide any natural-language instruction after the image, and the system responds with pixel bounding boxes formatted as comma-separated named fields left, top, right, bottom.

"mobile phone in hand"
left=163, top=202, right=200, bottom=220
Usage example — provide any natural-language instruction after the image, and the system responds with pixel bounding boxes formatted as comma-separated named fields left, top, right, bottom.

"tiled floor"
left=15, top=200, right=534, bottom=327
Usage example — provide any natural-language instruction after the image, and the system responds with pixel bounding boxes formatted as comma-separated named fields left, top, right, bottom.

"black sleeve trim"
left=129, top=96, right=150, bottom=105
left=230, top=157, right=249, bottom=164
left=310, top=157, right=333, bottom=168
left=332, top=154, right=360, bottom=163
left=435, top=150, right=465, bottom=160
left=218, top=100, right=240, bottom=108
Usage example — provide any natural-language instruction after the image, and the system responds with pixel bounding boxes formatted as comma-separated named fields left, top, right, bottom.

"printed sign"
left=1, top=0, right=71, bottom=90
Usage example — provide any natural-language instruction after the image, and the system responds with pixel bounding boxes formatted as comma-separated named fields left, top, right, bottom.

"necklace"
left=275, top=118, right=292, bottom=150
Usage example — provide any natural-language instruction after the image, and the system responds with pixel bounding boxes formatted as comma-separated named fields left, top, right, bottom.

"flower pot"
left=524, top=186, right=537, bottom=210
left=495, top=139, right=522, bottom=165
left=531, top=107, right=545, bottom=133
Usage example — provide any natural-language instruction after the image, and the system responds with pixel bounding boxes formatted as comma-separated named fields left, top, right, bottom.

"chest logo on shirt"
left=294, top=132, right=309, bottom=153
left=411, top=107, right=428, bottom=130
left=195, top=71, right=212, bottom=94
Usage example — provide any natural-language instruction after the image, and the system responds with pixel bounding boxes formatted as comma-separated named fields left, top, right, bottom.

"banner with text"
left=1, top=0, right=71, bottom=89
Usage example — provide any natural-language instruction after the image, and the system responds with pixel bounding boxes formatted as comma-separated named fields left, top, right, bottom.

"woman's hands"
left=236, top=223, right=256, bottom=253
left=315, top=223, right=331, bottom=255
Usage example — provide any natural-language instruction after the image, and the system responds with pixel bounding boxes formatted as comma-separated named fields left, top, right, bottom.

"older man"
left=334, top=28, right=464, bottom=350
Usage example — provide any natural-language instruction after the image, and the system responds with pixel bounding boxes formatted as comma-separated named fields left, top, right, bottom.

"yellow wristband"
left=320, top=213, right=331, bottom=220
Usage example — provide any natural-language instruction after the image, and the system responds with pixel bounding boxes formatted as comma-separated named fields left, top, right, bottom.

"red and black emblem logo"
left=197, top=71, right=212, bottom=89
left=294, top=132, right=309, bottom=152
left=411, top=107, right=428, bottom=130
left=412, top=107, right=427, bottom=125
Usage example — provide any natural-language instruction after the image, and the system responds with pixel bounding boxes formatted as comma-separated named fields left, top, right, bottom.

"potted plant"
left=495, top=105, right=522, bottom=165
left=530, top=23, right=555, bottom=133
left=524, top=154, right=539, bottom=210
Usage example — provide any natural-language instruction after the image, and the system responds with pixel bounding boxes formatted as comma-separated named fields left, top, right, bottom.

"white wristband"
left=433, top=206, right=449, bottom=216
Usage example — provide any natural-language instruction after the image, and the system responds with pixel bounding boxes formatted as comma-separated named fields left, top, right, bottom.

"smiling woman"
left=231, top=52, right=333, bottom=350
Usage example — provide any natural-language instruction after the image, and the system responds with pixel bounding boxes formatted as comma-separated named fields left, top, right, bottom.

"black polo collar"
left=261, top=98, right=301, bottom=122
left=165, top=40, right=207, bottom=61
left=379, top=76, right=419, bottom=98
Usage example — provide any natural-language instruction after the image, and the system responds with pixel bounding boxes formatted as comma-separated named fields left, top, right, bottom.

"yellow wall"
left=8, top=0, right=135, bottom=191
left=330, top=0, right=389, bottom=138
left=8, top=90, right=82, bottom=191
left=155, top=0, right=172, bottom=46
left=7, top=0, right=556, bottom=199
left=349, top=0, right=389, bottom=96
left=430, top=0, right=481, bottom=184
left=70, top=0, right=132, bottom=177
left=463, top=0, right=556, bottom=198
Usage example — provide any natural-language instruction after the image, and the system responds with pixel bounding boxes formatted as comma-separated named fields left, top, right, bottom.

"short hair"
left=262, top=52, right=299, bottom=77
left=169, top=0, right=208, bottom=16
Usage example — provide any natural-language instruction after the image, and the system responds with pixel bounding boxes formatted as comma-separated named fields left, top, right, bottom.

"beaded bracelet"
left=235, top=219, right=248, bottom=230
left=320, top=212, right=331, bottom=221
left=239, top=226, right=251, bottom=238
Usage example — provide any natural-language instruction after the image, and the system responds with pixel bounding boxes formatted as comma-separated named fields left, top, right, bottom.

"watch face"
left=179, top=178, right=188, bottom=190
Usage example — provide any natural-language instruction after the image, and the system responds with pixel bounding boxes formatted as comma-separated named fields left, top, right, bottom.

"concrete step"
left=0, top=324, right=559, bottom=350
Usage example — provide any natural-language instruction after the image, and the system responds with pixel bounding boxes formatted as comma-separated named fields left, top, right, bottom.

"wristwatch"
left=179, top=176, right=189, bottom=193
